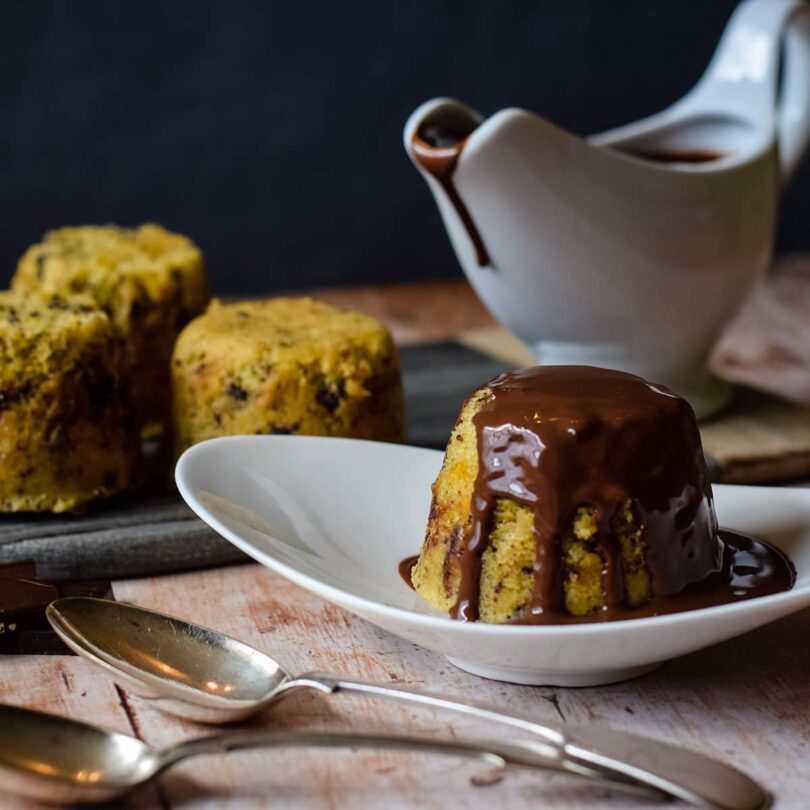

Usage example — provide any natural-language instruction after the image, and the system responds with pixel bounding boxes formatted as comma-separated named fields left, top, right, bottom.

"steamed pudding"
left=411, top=366, right=723, bottom=623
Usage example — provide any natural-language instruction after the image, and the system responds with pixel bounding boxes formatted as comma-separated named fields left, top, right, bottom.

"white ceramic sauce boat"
left=404, top=0, right=810, bottom=418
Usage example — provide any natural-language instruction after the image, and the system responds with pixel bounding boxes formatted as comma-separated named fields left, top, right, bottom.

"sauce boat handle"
left=778, top=3, right=810, bottom=180
left=688, top=0, right=810, bottom=182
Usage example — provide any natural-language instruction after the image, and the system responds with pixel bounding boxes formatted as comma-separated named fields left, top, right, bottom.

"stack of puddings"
left=0, top=224, right=403, bottom=512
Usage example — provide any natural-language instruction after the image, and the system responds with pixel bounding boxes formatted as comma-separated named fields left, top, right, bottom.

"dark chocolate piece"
left=57, top=580, right=114, bottom=601
left=0, top=579, right=59, bottom=634
left=0, top=560, right=114, bottom=655
left=226, top=383, right=248, bottom=402
left=0, top=629, right=70, bottom=655
left=315, top=384, right=341, bottom=413
left=0, top=560, right=38, bottom=580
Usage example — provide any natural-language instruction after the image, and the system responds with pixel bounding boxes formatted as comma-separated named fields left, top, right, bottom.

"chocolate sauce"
left=453, top=366, right=727, bottom=623
left=622, top=148, right=727, bottom=164
left=584, top=529, right=794, bottom=622
left=511, top=530, right=791, bottom=623
left=401, top=530, right=793, bottom=623
left=399, top=555, right=419, bottom=590
left=411, top=111, right=490, bottom=267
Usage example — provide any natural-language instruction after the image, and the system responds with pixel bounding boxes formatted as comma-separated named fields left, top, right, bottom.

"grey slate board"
left=400, top=341, right=512, bottom=448
left=0, top=342, right=512, bottom=581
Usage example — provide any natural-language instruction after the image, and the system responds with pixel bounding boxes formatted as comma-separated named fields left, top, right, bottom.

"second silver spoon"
left=0, top=703, right=606, bottom=805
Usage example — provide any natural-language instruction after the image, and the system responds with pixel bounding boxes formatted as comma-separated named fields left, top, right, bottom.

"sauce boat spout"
left=404, top=98, right=488, bottom=266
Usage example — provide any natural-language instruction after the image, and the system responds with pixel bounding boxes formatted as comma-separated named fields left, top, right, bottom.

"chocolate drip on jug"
left=411, top=111, right=491, bottom=267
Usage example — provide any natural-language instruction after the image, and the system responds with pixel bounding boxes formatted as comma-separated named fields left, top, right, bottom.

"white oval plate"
left=176, top=435, right=810, bottom=687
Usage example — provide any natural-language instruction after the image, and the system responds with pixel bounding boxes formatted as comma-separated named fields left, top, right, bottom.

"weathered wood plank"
left=114, top=564, right=810, bottom=809
left=307, top=281, right=497, bottom=344
left=0, top=652, right=163, bottom=808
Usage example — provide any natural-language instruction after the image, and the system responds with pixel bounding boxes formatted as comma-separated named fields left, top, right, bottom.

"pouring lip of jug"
left=403, top=97, right=478, bottom=162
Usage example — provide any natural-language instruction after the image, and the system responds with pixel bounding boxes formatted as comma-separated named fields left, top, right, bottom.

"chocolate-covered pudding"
left=408, top=366, right=793, bottom=623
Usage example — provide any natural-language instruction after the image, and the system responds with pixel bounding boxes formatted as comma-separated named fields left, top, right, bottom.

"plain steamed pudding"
left=171, top=297, right=404, bottom=454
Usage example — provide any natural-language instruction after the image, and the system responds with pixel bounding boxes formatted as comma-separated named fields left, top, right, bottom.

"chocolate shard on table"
left=0, top=629, right=75, bottom=656
left=0, top=578, right=59, bottom=634
left=56, top=580, right=114, bottom=601
left=0, top=560, right=114, bottom=655
left=0, top=560, right=38, bottom=580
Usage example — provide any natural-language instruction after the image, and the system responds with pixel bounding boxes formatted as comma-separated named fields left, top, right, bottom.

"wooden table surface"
left=3, top=280, right=809, bottom=810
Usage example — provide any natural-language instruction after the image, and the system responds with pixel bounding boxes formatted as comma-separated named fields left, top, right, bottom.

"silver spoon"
left=0, top=702, right=627, bottom=805
left=47, top=597, right=770, bottom=810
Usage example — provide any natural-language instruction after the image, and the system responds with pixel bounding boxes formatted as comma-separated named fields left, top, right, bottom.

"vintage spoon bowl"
left=48, top=596, right=770, bottom=810
left=47, top=596, right=289, bottom=721
left=0, top=703, right=162, bottom=804
left=0, top=703, right=578, bottom=805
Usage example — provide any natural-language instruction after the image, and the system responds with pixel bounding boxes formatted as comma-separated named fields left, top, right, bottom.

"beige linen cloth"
left=711, top=256, right=810, bottom=406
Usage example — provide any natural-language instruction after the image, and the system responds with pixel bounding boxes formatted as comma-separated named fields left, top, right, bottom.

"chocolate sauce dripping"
left=411, top=111, right=491, bottom=268
left=451, top=366, right=726, bottom=623
left=398, top=555, right=419, bottom=590
left=597, top=507, right=626, bottom=608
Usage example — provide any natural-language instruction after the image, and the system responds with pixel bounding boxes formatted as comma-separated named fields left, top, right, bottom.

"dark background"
left=1, top=1, right=807, bottom=294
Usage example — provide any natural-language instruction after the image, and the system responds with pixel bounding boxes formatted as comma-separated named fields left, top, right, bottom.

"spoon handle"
left=285, top=673, right=768, bottom=810
left=157, top=728, right=657, bottom=799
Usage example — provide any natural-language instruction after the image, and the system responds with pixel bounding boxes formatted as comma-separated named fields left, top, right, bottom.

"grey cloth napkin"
left=0, top=496, right=247, bottom=581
